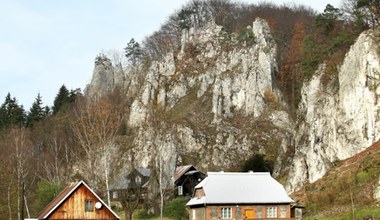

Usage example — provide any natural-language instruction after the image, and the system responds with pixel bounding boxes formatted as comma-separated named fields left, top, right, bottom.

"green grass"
left=304, top=206, right=380, bottom=220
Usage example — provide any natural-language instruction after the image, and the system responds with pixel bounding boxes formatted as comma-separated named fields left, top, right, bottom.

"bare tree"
left=71, top=94, right=125, bottom=205
left=6, top=128, right=32, bottom=220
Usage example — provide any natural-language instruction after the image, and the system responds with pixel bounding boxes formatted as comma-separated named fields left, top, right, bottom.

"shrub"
left=163, top=196, right=191, bottom=220
left=134, top=209, right=156, bottom=219
left=34, top=180, right=63, bottom=213
left=241, top=154, right=273, bottom=174
left=356, top=171, right=370, bottom=184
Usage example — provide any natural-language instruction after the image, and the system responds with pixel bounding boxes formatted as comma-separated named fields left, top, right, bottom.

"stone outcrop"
left=86, top=18, right=380, bottom=194
left=286, top=29, right=380, bottom=192
left=85, top=55, right=125, bottom=98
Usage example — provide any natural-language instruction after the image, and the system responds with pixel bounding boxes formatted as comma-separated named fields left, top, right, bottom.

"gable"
left=51, top=184, right=115, bottom=219
left=38, top=181, right=119, bottom=220
left=110, top=167, right=151, bottom=190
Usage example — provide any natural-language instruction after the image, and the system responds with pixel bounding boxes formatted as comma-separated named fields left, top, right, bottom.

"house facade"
left=175, top=165, right=206, bottom=196
left=186, top=172, right=296, bottom=220
left=109, top=167, right=151, bottom=205
left=37, top=180, right=119, bottom=220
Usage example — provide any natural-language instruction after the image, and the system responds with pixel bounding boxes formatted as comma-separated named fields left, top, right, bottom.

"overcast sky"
left=0, top=0, right=342, bottom=110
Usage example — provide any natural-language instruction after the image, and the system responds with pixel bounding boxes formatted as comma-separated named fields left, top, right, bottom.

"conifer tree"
left=124, top=38, right=143, bottom=66
left=52, top=85, right=80, bottom=114
left=52, top=85, right=70, bottom=114
left=27, top=93, right=46, bottom=128
left=0, top=93, right=25, bottom=129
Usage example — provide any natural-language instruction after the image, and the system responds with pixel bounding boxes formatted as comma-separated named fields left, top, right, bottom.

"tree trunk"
left=159, top=154, right=164, bottom=220
left=18, top=181, right=24, bottom=220
left=8, top=184, right=12, bottom=220
left=104, top=152, right=111, bottom=207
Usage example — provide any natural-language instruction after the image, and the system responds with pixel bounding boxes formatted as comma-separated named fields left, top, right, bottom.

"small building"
left=175, top=165, right=205, bottom=196
left=37, top=180, right=119, bottom=220
left=109, top=167, right=151, bottom=201
left=186, top=172, right=296, bottom=220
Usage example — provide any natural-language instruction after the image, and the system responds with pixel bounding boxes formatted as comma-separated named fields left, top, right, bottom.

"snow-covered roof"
left=187, top=172, right=294, bottom=206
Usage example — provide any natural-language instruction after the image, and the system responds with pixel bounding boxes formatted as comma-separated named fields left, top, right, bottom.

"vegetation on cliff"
left=0, top=0, right=379, bottom=218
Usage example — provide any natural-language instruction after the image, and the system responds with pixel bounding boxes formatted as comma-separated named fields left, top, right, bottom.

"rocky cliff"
left=286, top=28, right=380, bottom=192
left=86, top=19, right=380, bottom=193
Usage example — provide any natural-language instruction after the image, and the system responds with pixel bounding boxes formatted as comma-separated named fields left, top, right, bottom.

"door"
left=244, top=209, right=254, bottom=220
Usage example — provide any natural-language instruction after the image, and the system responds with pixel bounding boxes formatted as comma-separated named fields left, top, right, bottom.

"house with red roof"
left=36, top=180, right=119, bottom=220
left=186, top=172, right=297, bottom=220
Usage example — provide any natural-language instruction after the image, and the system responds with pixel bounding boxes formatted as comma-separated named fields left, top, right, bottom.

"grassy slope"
left=291, top=141, right=380, bottom=219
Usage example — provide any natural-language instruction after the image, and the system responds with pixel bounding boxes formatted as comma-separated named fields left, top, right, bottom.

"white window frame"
left=135, top=176, right=141, bottom=184
left=280, top=205, right=287, bottom=218
left=221, top=207, right=232, bottom=219
left=178, top=186, right=183, bottom=195
left=113, top=191, right=118, bottom=199
left=256, top=206, right=263, bottom=218
left=266, top=206, right=277, bottom=218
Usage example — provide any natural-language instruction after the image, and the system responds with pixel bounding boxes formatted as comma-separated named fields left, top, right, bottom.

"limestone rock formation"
left=86, top=18, right=380, bottom=194
left=286, top=29, right=380, bottom=192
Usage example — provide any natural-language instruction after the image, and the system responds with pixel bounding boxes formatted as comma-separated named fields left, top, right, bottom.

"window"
left=266, top=207, right=277, bottom=218
left=85, top=200, right=93, bottom=212
left=221, top=207, right=232, bottom=219
left=295, top=208, right=302, bottom=218
left=113, top=191, right=118, bottom=199
left=256, top=206, right=263, bottom=218
left=178, top=186, right=183, bottom=195
left=135, top=176, right=141, bottom=184
left=280, top=205, right=287, bottom=218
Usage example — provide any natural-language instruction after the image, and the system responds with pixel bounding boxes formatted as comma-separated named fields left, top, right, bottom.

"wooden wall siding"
left=48, top=185, right=116, bottom=219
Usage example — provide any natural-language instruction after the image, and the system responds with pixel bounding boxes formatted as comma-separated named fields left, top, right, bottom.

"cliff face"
left=129, top=19, right=278, bottom=125
left=86, top=19, right=380, bottom=193
left=286, top=29, right=380, bottom=192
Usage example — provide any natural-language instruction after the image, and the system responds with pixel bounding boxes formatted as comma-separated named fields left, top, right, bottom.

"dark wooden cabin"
left=37, top=180, right=119, bottom=220
left=109, top=167, right=151, bottom=202
left=174, top=165, right=205, bottom=196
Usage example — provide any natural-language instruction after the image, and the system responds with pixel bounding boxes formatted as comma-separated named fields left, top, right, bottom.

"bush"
left=34, top=180, right=63, bottom=213
left=163, top=196, right=191, bottom=220
left=356, top=171, right=370, bottom=184
left=241, top=154, right=274, bottom=174
left=134, top=209, right=156, bottom=219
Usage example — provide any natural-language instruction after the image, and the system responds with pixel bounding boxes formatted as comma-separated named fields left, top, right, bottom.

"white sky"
left=0, top=0, right=342, bottom=110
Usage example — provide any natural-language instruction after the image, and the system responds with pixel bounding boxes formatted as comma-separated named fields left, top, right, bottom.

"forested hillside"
left=1, top=0, right=380, bottom=219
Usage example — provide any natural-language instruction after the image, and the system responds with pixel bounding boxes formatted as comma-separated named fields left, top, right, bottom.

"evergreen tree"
left=27, top=93, right=46, bottom=128
left=124, top=38, right=143, bottom=66
left=0, top=93, right=25, bottom=129
left=316, top=4, right=343, bottom=34
left=68, top=88, right=81, bottom=103
left=52, top=85, right=70, bottom=114
left=52, top=85, right=80, bottom=114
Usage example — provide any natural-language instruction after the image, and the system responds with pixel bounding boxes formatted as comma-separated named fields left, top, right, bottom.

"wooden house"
left=109, top=167, right=151, bottom=201
left=186, top=172, right=297, bottom=220
left=174, top=165, right=205, bottom=196
left=37, top=180, right=119, bottom=220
